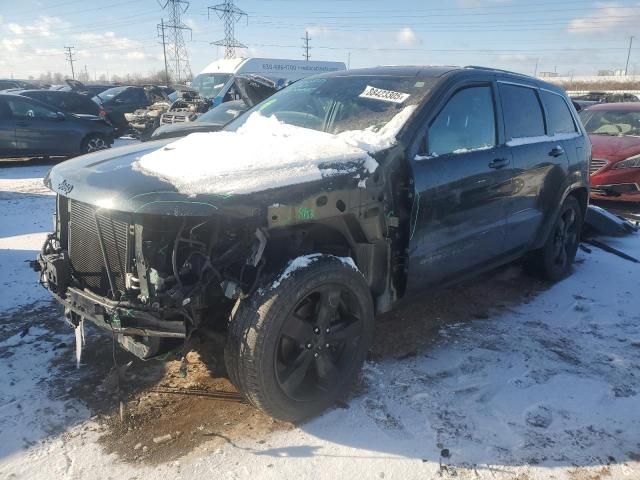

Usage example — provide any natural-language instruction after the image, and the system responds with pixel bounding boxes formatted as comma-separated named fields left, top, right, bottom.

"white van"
left=191, top=57, right=346, bottom=106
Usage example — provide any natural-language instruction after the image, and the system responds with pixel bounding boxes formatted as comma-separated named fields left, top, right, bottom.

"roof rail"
left=464, top=65, right=531, bottom=78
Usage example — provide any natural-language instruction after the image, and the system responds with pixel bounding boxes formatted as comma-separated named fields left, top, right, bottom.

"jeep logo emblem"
left=58, top=179, right=74, bottom=194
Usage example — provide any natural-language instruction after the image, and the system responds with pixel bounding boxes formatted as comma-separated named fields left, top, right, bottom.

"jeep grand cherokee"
left=35, top=66, right=589, bottom=421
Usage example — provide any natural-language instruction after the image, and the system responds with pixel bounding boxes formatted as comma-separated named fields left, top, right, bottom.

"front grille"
left=161, top=113, right=187, bottom=125
left=68, top=200, right=130, bottom=296
left=590, top=158, right=608, bottom=175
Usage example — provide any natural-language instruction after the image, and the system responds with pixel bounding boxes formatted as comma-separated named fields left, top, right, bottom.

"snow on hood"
left=134, top=106, right=415, bottom=196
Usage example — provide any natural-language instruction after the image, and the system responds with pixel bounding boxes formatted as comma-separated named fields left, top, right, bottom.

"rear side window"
left=499, top=83, right=545, bottom=139
left=542, top=91, right=577, bottom=134
left=427, top=86, right=496, bottom=157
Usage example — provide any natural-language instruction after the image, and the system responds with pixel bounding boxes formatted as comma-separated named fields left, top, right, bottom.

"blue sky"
left=1, top=0, right=639, bottom=79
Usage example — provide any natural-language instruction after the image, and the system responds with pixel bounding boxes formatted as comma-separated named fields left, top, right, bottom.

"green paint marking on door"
left=298, top=207, right=315, bottom=220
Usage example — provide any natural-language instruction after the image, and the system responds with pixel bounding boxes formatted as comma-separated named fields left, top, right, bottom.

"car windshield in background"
left=226, top=75, right=435, bottom=135
left=92, top=86, right=127, bottom=103
left=580, top=109, right=640, bottom=136
left=191, top=73, right=232, bottom=97
left=197, top=100, right=247, bottom=124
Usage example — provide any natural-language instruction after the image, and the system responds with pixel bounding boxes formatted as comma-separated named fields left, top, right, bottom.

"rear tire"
left=525, top=196, right=582, bottom=281
left=81, top=134, right=108, bottom=154
left=224, top=254, right=374, bottom=422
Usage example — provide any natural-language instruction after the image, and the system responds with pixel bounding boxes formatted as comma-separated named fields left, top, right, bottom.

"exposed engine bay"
left=160, top=90, right=211, bottom=125
left=35, top=196, right=269, bottom=359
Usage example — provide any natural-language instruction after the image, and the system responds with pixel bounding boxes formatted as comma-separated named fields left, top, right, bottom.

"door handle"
left=549, top=146, right=565, bottom=157
left=16, top=121, right=28, bottom=127
left=488, top=157, right=509, bottom=169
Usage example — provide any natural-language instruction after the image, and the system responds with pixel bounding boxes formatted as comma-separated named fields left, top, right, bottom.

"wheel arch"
left=532, top=184, right=588, bottom=250
left=265, top=218, right=389, bottom=298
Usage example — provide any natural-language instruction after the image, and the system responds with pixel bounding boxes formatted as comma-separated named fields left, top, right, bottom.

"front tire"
left=526, top=196, right=582, bottom=281
left=225, top=254, right=374, bottom=422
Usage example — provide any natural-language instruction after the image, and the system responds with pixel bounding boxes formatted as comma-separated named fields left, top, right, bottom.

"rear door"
left=407, top=80, right=514, bottom=291
left=498, top=81, right=570, bottom=253
left=0, top=99, right=16, bottom=156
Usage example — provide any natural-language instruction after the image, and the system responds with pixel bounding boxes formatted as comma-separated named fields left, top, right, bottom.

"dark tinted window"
left=427, top=86, right=496, bottom=156
left=63, top=93, right=99, bottom=114
left=542, top=91, right=576, bottom=134
left=198, top=100, right=247, bottom=124
left=500, top=83, right=545, bottom=138
left=7, top=97, right=58, bottom=119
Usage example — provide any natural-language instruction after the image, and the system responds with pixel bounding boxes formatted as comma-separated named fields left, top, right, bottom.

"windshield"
left=92, top=86, right=127, bottom=103
left=580, top=109, right=640, bottom=136
left=197, top=100, right=247, bottom=124
left=191, top=73, right=232, bottom=98
left=226, top=75, right=435, bottom=135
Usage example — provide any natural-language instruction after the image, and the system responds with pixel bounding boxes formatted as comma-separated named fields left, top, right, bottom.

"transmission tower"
left=208, top=1, right=247, bottom=59
left=158, top=0, right=192, bottom=84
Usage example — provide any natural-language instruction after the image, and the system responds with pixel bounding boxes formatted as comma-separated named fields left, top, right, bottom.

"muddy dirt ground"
left=16, top=261, right=548, bottom=466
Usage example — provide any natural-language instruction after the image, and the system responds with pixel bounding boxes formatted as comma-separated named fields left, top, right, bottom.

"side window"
left=499, top=83, right=545, bottom=139
left=7, top=98, right=58, bottom=120
left=427, top=86, right=496, bottom=157
left=542, top=91, right=577, bottom=134
left=116, top=88, right=138, bottom=102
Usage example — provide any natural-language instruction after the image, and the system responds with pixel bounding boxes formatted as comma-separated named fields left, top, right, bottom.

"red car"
left=580, top=102, right=640, bottom=202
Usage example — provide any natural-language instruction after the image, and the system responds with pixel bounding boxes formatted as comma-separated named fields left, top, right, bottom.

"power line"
left=158, top=0, right=193, bottom=83
left=64, top=46, right=76, bottom=79
left=302, top=30, right=311, bottom=61
left=208, top=0, right=247, bottom=59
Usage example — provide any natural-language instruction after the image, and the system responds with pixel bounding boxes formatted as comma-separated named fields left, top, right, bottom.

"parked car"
left=150, top=74, right=287, bottom=141
left=56, top=79, right=116, bottom=97
left=572, top=91, right=639, bottom=103
left=0, top=93, right=114, bottom=158
left=35, top=66, right=588, bottom=422
left=580, top=102, right=640, bottom=201
left=14, top=89, right=107, bottom=118
left=0, top=79, right=47, bottom=91
left=92, top=85, right=165, bottom=136
left=150, top=99, right=247, bottom=141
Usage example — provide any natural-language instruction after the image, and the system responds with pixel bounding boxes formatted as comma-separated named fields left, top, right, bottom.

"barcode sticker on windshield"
left=359, top=85, right=410, bottom=104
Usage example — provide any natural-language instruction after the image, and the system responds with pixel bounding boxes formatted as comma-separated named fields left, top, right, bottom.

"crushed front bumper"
left=35, top=250, right=186, bottom=340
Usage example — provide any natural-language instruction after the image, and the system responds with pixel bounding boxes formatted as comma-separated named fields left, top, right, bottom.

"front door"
left=0, top=99, right=16, bottom=156
left=7, top=96, right=78, bottom=156
left=407, top=83, right=513, bottom=292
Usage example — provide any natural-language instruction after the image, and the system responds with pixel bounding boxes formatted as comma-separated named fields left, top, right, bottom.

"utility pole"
left=84, top=64, right=89, bottom=81
left=347, top=52, right=351, bottom=69
left=158, top=0, right=192, bottom=84
left=302, top=30, right=311, bottom=61
left=208, top=0, right=247, bottom=59
left=64, top=46, right=76, bottom=79
left=625, top=36, right=634, bottom=76
left=533, top=58, right=539, bottom=77
left=157, top=18, right=170, bottom=84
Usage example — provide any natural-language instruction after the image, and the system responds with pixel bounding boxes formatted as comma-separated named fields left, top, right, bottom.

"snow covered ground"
left=1, top=154, right=639, bottom=479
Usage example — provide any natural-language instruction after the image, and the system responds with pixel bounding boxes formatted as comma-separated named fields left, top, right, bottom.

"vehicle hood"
left=150, top=121, right=225, bottom=140
left=589, top=134, right=640, bottom=161
left=44, top=125, right=377, bottom=217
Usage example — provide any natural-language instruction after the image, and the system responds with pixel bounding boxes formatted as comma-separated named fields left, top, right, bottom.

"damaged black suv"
left=35, top=66, right=589, bottom=421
